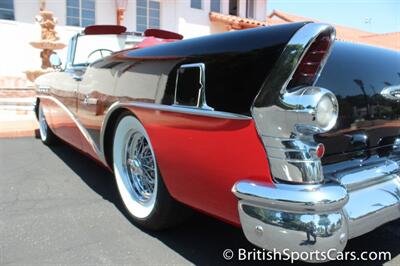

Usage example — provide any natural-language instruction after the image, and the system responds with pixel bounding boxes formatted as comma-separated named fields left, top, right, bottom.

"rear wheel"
left=38, top=102, right=58, bottom=145
left=112, top=113, right=190, bottom=230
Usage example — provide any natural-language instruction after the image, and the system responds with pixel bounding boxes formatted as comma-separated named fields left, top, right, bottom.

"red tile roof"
left=209, top=12, right=266, bottom=30
left=359, top=32, right=400, bottom=51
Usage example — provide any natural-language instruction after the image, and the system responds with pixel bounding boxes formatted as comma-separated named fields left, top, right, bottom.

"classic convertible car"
left=35, top=23, right=400, bottom=260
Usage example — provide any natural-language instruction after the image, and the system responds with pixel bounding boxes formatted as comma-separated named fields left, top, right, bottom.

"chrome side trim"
left=129, top=102, right=250, bottom=119
left=38, top=95, right=107, bottom=164
left=38, top=96, right=251, bottom=168
left=251, top=23, right=337, bottom=184
left=37, top=85, right=50, bottom=94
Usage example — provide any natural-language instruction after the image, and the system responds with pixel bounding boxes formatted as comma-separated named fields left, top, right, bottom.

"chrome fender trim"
left=37, top=95, right=107, bottom=165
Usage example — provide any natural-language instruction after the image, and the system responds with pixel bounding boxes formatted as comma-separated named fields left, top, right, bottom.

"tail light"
left=251, top=23, right=337, bottom=184
left=287, top=32, right=334, bottom=90
left=316, top=143, right=326, bottom=158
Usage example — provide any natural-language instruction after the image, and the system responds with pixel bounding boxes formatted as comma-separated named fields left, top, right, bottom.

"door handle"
left=83, top=95, right=98, bottom=105
left=73, top=75, right=82, bottom=81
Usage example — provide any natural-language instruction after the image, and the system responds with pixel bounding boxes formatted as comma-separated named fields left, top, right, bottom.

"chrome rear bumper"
left=232, top=156, right=400, bottom=260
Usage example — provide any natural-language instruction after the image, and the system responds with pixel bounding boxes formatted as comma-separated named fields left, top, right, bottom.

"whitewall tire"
left=38, top=102, right=58, bottom=145
left=112, top=113, right=191, bottom=230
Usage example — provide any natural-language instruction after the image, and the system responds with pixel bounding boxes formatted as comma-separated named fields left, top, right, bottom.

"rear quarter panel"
left=123, top=106, right=272, bottom=225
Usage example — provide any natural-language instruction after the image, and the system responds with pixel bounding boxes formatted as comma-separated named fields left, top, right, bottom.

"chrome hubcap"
left=124, top=132, right=156, bottom=203
left=38, top=105, right=47, bottom=139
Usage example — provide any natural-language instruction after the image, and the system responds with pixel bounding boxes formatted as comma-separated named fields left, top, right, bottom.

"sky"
left=267, top=0, right=400, bottom=34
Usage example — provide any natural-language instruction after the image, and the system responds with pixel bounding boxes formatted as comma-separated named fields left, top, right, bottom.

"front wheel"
left=112, top=113, right=190, bottom=230
left=38, top=102, right=58, bottom=145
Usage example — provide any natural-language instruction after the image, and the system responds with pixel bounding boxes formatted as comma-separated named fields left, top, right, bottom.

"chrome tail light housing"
left=252, top=23, right=337, bottom=184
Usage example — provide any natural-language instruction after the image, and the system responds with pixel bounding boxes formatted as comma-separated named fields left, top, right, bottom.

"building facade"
left=0, top=0, right=266, bottom=84
left=1, top=0, right=267, bottom=37
left=2, top=0, right=396, bottom=88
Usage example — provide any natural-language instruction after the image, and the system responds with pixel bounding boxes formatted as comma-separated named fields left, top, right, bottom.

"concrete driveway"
left=0, top=137, right=399, bottom=265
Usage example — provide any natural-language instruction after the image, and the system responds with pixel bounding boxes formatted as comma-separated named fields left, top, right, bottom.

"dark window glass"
left=0, top=0, right=14, bottom=20
left=137, top=15, right=147, bottom=26
left=175, top=67, right=202, bottom=107
left=149, top=1, right=159, bottom=9
left=191, top=0, right=202, bottom=9
left=137, top=7, right=146, bottom=16
left=82, top=19, right=94, bottom=27
left=82, top=9, right=95, bottom=19
left=137, top=0, right=147, bottom=8
left=67, top=0, right=95, bottom=27
left=229, top=0, right=237, bottom=15
left=67, top=7, right=79, bottom=18
left=82, top=0, right=94, bottom=9
left=67, top=0, right=79, bottom=7
left=246, top=0, right=254, bottom=18
left=137, top=24, right=147, bottom=32
left=137, top=0, right=160, bottom=32
left=149, top=18, right=160, bottom=28
left=210, top=0, right=220, bottom=12
left=67, top=17, right=80, bottom=26
left=149, top=8, right=159, bottom=18
left=0, top=0, right=13, bottom=9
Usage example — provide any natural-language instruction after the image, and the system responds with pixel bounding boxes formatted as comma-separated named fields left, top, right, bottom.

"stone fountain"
left=25, top=0, right=66, bottom=82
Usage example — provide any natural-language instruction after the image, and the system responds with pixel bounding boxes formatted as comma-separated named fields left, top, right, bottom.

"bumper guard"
left=232, top=158, right=400, bottom=259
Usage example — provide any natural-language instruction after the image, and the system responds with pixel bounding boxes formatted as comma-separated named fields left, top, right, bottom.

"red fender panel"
left=125, top=106, right=273, bottom=226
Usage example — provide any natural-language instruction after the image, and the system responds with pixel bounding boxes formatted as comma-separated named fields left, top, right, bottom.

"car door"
left=47, top=66, right=83, bottom=150
left=76, top=65, right=117, bottom=161
left=47, top=34, right=84, bottom=150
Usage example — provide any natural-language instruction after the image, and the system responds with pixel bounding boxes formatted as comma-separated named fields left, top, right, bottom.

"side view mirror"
left=49, top=53, right=62, bottom=70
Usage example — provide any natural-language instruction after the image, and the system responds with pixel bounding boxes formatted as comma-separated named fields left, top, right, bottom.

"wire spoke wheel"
left=124, top=132, right=156, bottom=203
left=113, top=113, right=190, bottom=229
left=113, top=115, right=158, bottom=219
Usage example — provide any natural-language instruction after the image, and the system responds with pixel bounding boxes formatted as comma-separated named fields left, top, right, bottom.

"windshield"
left=73, top=34, right=140, bottom=66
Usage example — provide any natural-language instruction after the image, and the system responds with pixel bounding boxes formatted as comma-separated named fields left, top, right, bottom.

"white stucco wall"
left=255, top=0, right=266, bottom=21
left=124, top=0, right=137, bottom=31
left=95, top=0, right=116, bottom=25
left=1, top=0, right=267, bottom=79
left=164, top=0, right=266, bottom=39
left=0, top=20, right=80, bottom=77
left=175, top=0, right=213, bottom=38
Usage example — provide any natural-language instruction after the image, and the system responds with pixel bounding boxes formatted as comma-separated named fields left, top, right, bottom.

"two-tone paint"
left=35, top=22, right=306, bottom=225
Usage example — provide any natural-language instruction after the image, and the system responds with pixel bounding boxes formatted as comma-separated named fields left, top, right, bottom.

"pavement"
left=0, top=137, right=399, bottom=265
